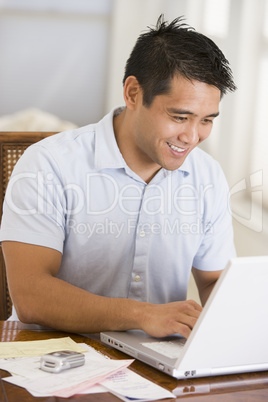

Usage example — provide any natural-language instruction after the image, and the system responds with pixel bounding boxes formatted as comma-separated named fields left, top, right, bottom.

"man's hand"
left=139, top=300, right=202, bottom=338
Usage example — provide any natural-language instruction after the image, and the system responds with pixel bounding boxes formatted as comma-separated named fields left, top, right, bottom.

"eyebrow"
left=167, top=108, right=220, bottom=118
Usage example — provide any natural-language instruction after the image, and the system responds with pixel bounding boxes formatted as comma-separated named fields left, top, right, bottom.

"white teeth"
left=168, top=142, right=185, bottom=153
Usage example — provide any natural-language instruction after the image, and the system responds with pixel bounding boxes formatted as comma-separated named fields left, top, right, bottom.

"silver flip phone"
left=40, top=350, right=85, bottom=373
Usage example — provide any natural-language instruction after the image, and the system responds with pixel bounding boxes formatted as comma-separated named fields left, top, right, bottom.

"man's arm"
left=3, top=241, right=202, bottom=338
left=191, top=267, right=223, bottom=306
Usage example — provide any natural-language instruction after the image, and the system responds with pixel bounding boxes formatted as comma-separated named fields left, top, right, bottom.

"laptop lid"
left=174, top=256, right=268, bottom=377
left=101, top=256, right=268, bottom=379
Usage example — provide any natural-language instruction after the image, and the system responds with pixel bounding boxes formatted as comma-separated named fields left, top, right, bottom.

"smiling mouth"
left=167, top=142, right=186, bottom=153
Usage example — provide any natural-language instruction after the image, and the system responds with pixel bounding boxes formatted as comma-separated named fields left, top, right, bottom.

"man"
left=0, top=16, right=236, bottom=338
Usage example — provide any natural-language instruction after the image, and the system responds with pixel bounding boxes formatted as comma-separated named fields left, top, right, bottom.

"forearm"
left=4, top=240, right=203, bottom=337
left=14, top=276, right=145, bottom=333
left=4, top=241, right=144, bottom=333
left=198, top=281, right=216, bottom=306
left=192, top=267, right=222, bottom=307
left=14, top=276, right=202, bottom=338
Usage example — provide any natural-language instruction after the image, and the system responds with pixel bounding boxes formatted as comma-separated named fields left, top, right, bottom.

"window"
left=250, top=0, right=268, bottom=208
left=203, top=0, right=230, bottom=38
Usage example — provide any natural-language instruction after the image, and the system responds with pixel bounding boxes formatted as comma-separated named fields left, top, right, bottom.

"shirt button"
left=139, top=230, right=146, bottom=237
left=134, top=274, right=141, bottom=282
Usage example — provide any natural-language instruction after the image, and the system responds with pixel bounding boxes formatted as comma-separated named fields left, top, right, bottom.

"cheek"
left=156, top=120, right=178, bottom=140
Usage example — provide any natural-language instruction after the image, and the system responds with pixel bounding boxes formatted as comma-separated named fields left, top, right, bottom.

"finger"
left=176, top=313, right=199, bottom=330
left=173, top=322, right=192, bottom=339
left=187, top=299, right=203, bottom=311
left=179, top=302, right=202, bottom=319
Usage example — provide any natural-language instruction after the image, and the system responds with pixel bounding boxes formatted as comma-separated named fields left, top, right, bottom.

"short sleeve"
left=0, top=144, right=66, bottom=252
left=192, top=164, right=236, bottom=271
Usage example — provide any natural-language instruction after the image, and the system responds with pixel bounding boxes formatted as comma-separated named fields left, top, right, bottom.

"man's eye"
left=174, top=116, right=187, bottom=121
left=202, top=119, right=213, bottom=124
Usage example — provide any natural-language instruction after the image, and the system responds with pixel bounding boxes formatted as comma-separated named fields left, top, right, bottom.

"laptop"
left=101, top=256, right=268, bottom=379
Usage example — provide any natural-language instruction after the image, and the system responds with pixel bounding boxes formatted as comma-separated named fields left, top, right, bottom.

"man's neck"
left=113, top=108, right=161, bottom=184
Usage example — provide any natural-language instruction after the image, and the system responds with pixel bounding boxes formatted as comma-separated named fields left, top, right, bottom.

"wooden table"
left=1, top=321, right=268, bottom=401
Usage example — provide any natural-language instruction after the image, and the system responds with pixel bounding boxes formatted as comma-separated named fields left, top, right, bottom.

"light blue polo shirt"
left=0, top=108, right=236, bottom=307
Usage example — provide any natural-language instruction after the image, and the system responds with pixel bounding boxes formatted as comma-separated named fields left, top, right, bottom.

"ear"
left=123, top=76, right=142, bottom=110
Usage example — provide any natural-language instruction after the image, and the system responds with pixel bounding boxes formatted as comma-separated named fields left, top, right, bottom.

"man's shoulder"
left=33, top=124, right=96, bottom=151
left=11, top=124, right=97, bottom=177
left=31, top=108, right=115, bottom=155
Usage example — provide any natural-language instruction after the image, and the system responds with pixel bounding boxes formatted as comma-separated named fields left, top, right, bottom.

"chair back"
left=0, top=132, right=56, bottom=320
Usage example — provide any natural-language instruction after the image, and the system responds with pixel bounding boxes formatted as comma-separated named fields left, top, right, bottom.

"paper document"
left=4, top=355, right=133, bottom=398
left=102, top=368, right=175, bottom=401
left=0, top=337, right=87, bottom=358
left=1, top=342, right=175, bottom=400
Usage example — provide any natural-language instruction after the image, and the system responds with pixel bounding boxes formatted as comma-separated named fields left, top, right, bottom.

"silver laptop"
left=101, top=256, right=268, bottom=379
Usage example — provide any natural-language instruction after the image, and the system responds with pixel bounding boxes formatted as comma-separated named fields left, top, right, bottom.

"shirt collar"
left=94, top=107, right=126, bottom=170
left=177, top=155, right=191, bottom=176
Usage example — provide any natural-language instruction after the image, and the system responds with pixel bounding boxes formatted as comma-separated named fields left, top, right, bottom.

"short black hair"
left=123, top=15, right=236, bottom=106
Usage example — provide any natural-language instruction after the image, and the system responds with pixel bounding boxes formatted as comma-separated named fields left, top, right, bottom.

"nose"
left=178, top=123, right=199, bottom=146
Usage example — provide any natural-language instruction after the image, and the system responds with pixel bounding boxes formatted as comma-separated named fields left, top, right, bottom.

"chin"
left=164, top=158, right=186, bottom=171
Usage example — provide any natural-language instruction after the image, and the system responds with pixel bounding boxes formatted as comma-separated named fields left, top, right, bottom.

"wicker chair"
left=0, top=132, right=56, bottom=320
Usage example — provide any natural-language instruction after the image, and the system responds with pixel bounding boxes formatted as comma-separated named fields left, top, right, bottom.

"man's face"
left=132, top=75, right=221, bottom=173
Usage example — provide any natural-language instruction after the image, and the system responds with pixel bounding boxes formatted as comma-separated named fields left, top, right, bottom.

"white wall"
left=0, top=0, right=112, bottom=126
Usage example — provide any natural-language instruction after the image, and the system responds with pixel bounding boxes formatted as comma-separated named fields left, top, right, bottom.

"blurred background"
left=0, top=0, right=267, bottom=296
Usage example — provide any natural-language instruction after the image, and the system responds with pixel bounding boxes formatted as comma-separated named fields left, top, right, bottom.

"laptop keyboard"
left=141, top=338, right=186, bottom=359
